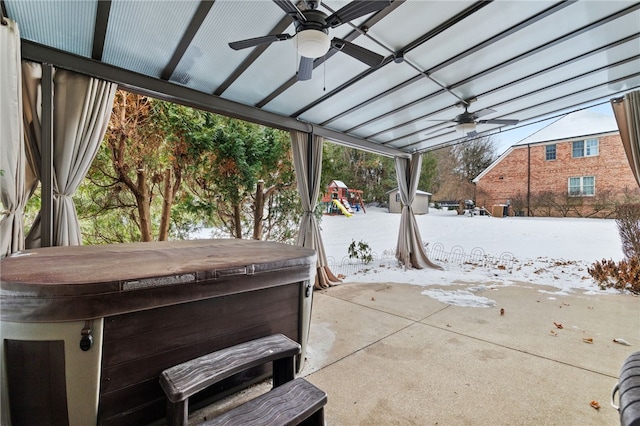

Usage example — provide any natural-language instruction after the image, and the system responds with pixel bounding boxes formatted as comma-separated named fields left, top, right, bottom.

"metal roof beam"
left=161, top=0, right=215, bottom=81
left=385, top=55, right=640, bottom=146
left=92, top=0, right=111, bottom=60
left=349, top=6, right=640, bottom=141
left=213, top=4, right=295, bottom=96
left=21, top=40, right=406, bottom=158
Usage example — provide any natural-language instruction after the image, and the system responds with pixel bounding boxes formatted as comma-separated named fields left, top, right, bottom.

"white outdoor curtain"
left=291, top=131, right=340, bottom=289
left=22, top=64, right=117, bottom=247
left=0, top=18, right=27, bottom=257
left=22, top=61, right=43, bottom=248
left=611, top=90, right=640, bottom=188
left=395, top=153, right=442, bottom=270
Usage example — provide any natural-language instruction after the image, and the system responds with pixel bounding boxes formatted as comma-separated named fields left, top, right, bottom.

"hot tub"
left=0, top=239, right=316, bottom=425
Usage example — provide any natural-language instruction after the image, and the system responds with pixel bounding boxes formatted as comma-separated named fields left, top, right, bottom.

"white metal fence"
left=326, top=243, right=516, bottom=276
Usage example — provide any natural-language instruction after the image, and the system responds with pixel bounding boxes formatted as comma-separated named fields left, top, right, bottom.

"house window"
left=586, top=138, right=599, bottom=156
left=545, top=144, right=556, bottom=161
left=395, top=193, right=400, bottom=203
left=572, top=138, right=599, bottom=158
left=568, top=176, right=595, bottom=196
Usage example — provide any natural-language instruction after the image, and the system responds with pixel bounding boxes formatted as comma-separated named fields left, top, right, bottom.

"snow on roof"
left=385, top=188, right=432, bottom=195
left=515, top=109, right=618, bottom=146
left=330, top=180, right=348, bottom=188
left=474, top=109, right=620, bottom=183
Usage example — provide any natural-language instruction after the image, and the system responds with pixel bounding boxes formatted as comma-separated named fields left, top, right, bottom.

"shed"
left=386, top=189, right=431, bottom=214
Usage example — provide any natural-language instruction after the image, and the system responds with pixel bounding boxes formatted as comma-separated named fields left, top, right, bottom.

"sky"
left=319, top=207, right=625, bottom=307
left=491, top=102, right=615, bottom=156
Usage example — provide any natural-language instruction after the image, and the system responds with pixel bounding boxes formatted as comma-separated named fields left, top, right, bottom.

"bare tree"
left=431, top=135, right=497, bottom=203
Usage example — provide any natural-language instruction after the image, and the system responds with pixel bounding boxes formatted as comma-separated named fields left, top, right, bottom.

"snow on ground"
left=320, top=206, right=625, bottom=306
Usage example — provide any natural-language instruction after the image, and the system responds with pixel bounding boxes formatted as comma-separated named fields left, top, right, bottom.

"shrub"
left=588, top=204, right=640, bottom=294
left=616, top=204, right=640, bottom=260
left=348, top=240, right=373, bottom=264
left=588, top=257, right=640, bottom=294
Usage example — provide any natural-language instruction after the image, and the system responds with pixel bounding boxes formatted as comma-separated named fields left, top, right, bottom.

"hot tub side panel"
left=98, top=282, right=300, bottom=425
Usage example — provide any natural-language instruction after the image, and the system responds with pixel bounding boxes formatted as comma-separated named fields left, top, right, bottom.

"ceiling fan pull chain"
left=323, top=54, right=326, bottom=92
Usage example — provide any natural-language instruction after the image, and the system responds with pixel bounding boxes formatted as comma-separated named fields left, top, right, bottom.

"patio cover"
left=1, top=0, right=637, bottom=156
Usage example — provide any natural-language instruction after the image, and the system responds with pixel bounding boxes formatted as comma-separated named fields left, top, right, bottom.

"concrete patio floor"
left=192, top=281, right=638, bottom=425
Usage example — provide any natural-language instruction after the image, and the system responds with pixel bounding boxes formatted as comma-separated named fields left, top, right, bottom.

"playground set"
left=321, top=180, right=366, bottom=217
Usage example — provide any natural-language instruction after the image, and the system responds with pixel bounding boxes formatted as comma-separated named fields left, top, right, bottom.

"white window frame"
left=572, top=138, right=599, bottom=158
left=568, top=176, right=595, bottom=197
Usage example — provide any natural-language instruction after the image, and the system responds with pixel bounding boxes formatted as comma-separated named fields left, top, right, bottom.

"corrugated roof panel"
left=297, top=61, right=421, bottom=124
left=171, top=0, right=288, bottom=93
left=5, top=0, right=95, bottom=57
left=261, top=52, right=372, bottom=115
left=366, top=0, right=476, bottom=52
left=432, top=1, right=639, bottom=87
left=408, top=1, right=558, bottom=78
left=450, top=32, right=640, bottom=109
left=103, top=0, right=200, bottom=78
left=326, top=78, right=444, bottom=133
left=517, top=109, right=619, bottom=145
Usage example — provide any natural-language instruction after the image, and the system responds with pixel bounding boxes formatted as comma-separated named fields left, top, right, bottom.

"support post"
left=41, top=64, right=54, bottom=247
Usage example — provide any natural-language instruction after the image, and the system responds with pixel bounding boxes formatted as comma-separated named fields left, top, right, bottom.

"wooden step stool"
left=160, top=334, right=327, bottom=426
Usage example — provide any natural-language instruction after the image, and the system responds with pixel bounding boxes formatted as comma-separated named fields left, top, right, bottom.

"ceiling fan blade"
left=423, top=124, right=456, bottom=137
left=326, top=0, right=392, bottom=27
left=331, top=38, right=384, bottom=67
left=272, top=0, right=306, bottom=21
left=472, top=108, right=496, bottom=118
left=229, top=34, right=292, bottom=50
left=297, top=56, right=313, bottom=81
left=478, top=118, right=520, bottom=126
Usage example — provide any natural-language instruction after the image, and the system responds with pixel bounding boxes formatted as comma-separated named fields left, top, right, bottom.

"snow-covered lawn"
left=320, top=206, right=625, bottom=303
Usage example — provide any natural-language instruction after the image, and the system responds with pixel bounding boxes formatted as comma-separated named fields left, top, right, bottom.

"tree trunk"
left=253, top=180, right=264, bottom=240
left=136, top=170, right=153, bottom=242
left=159, top=168, right=174, bottom=241
left=234, top=203, right=242, bottom=239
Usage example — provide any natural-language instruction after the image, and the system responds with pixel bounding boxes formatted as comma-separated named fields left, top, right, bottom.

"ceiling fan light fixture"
left=455, top=122, right=476, bottom=134
left=295, top=29, right=330, bottom=58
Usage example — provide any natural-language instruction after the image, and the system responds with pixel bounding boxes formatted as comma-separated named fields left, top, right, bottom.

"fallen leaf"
left=583, top=337, right=593, bottom=344
left=500, top=308, right=505, bottom=316
left=613, top=338, right=631, bottom=346
left=549, top=330, right=558, bottom=337
left=553, top=322, right=563, bottom=329
left=590, top=401, right=600, bottom=410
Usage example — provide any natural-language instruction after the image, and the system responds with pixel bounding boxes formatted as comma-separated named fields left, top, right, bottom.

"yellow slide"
left=332, top=199, right=352, bottom=217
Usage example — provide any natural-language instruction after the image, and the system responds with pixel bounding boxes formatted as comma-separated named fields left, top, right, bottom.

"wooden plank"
left=100, top=314, right=298, bottom=394
left=101, top=284, right=297, bottom=370
left=5, top=340, right=69, bottom=426
left=161, top=334, right=300, bottom=403
left=202, top=378, right=326, bottom=426
left=103, top=283, right=297, bottom=342
left=98, top=284, right=301, bottom=425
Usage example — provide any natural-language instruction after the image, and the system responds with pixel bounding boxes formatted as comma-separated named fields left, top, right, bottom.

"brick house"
left=473, top=109, right=640, bottom=217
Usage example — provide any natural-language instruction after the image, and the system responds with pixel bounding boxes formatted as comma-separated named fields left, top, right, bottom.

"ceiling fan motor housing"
left=294, top=9, right=330, bottom=58
left=455, top=111, right=476, bottom=124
